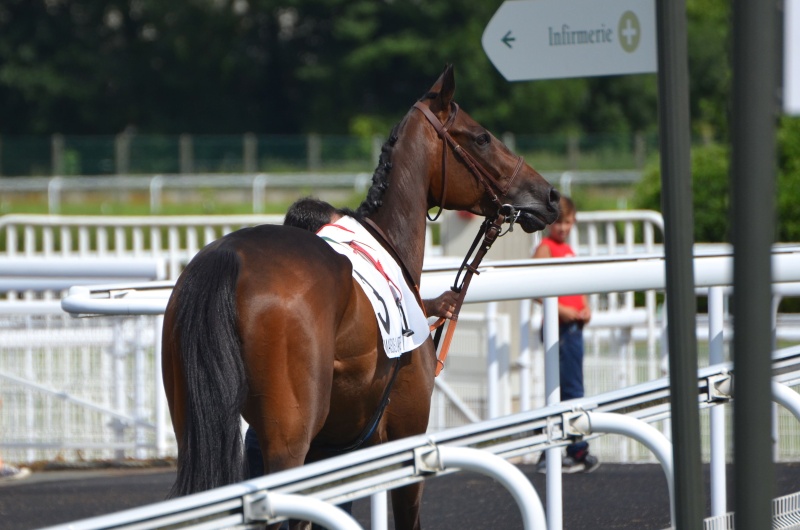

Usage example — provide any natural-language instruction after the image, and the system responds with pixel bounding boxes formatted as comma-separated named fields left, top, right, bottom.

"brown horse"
left=161, top=65, right=559, bottom=529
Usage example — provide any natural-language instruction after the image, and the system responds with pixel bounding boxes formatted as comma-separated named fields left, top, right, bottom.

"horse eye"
left=476, top=133, right=491, bottom=146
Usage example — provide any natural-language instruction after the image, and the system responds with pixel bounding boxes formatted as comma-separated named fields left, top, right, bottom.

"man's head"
left=284, top=197, right=340, bottom=232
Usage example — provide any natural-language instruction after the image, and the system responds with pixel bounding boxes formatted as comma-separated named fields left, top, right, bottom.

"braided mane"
left=355, top=122, right=401, bottom=217
left=356, top=91, right=441, bottom=217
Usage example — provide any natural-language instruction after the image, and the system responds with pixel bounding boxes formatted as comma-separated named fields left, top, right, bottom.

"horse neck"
left=367, top=134, right=433, bottom=283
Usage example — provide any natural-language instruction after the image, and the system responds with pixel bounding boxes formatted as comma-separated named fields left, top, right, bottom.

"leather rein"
left=413, top=99, right=524, bottom=375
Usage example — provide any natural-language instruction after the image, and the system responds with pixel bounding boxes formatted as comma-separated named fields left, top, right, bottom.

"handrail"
left=40, top=344, right=800, bottom=530
left=60, top=246, right=800, bottom=317
left=576, top=208, right=665, bottom=232
left=0, top=213, right=285, bottom=227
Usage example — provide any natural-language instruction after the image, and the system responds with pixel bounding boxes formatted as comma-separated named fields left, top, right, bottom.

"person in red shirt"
left=533, top=196, right=599, bottom=473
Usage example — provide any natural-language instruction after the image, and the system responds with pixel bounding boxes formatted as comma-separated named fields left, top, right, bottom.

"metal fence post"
left=47, top=177, right=62, bottom=215
left=243, top=133, right=257, bottom=173
left=112, top=319, right=128, bottom=459
left=543, top=296, right=562, bottom=530
left=486, top=302, right=499, bottom=419
left=307, top=133, right=321, bottom=171
left=115, top=132, right=130, bottom=175
left=519, top=299, right=532, bottom=413
left=134, top=316, right=147, bottom=459
left=730, top=0, right=779, bottom=527
left=252, top=173, right=268, bottom=214
left=708, top=286, right=727, bottom=517
left=51, top=134, right=64, bottom=176
left=150, top=175, right=163, bottom=214
left=179, top=134, right=193, bottom=174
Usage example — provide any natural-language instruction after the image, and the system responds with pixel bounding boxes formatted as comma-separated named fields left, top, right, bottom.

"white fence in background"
left=44, top=251, right=800, bottom=530
left=39, top=343, right=800, bottom=530
left=1, top=214, right=283, bottom=280
left=2, top=211, right=800, bottom=468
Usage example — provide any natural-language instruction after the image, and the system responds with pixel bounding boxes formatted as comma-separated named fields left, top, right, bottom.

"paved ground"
left=3, top=462, right=800, bottom=529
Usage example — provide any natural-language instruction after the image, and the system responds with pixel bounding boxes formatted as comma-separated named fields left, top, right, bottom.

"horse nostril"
left=548, top=187, right=561, bottom=210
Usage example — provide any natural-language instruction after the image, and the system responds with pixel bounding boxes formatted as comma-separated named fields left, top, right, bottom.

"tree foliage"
left=633, top=117, right=800, bottom=244
left=778, top=117, right=800, bottom=242
left=0, top=0, right=662, bottom=136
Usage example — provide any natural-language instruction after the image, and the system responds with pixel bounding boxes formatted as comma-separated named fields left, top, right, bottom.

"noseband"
left=413, top=101, right=524, bottom=221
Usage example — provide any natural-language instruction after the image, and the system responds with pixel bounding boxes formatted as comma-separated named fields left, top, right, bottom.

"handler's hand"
left=424, top=290, right=459, bottom=320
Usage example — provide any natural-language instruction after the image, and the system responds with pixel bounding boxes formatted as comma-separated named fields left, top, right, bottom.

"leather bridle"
left=363, top=100, right=530, bottom=378
left=412, top=100, right=525, bottom=221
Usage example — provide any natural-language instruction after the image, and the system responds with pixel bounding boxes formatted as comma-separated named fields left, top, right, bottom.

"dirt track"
left=3, top=463, right=800, bottom=529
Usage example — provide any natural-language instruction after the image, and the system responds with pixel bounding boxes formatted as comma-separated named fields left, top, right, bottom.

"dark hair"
left=284, top=197, right=358, bottom=232
left=558, top=196, right=576, bottom=220
left=284, top=197, right=338, bottom=232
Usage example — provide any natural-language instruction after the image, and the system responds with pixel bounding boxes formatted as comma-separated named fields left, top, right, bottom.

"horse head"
left=416, top=64, right=560, bottom=233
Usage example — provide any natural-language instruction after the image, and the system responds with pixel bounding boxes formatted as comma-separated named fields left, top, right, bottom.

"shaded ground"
left=3, top=463, right=800, bottom=529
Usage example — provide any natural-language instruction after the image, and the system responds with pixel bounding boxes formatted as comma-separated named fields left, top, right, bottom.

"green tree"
left=778, top=117, right=800, bottom=242
left=686, top=0, right=731, bottom=140
left=634, top=142, right=730, bottom=243
left=0, top=0, right=737, bottom=141
left=634, top=117, right=800, bottom=244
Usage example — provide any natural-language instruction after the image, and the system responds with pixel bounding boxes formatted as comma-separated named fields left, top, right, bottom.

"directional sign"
left=482, top=0, right=657, bottom=81
left=786, top=0, right=800, bottom=115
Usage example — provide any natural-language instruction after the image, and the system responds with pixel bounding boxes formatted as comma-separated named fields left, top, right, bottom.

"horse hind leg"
left=240, top=333, right=335, bottom=530
left=245, top=407, right=326, bottom=530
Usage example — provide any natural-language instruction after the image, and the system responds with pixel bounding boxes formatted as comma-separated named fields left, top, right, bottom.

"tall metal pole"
left=655, top=1, right=704, bottom=528
left=731, top=0, right=779, bottom=527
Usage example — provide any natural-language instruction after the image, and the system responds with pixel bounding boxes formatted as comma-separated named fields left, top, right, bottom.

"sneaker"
left=0, top=464, right=31, bottom=481
left=561, top=455, right=584, bottom=473
left=562, top=453, right=600, bottom=474
left=581, top=453, right=600, bottom=473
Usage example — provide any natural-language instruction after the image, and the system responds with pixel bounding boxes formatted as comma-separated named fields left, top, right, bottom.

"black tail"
left=167, top=244, right=247, bottom=497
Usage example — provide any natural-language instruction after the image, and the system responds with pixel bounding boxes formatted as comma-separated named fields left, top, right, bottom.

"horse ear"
left=429, top=64, right=456, bottom=114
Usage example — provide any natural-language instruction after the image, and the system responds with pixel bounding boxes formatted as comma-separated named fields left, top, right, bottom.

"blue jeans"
left=244, top=427, right=263, bottom=478
left=560, top=322, right=589, bottom=458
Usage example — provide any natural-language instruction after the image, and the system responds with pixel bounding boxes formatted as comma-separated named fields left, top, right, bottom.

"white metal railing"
left=0, top=213, right=443, bottom=279
left=0, top=257, right=165, bottom=293
left=1, top=207, right=795, bottom=528
left=3, top=211, right=799, bottom=465
left=1, top=208, right=661, bottom=281
left=56, top=246, right=800, bottom=516
left=40, top=344, right=800, bottom=530
left=557, top=170, right=642, bottom=197
left=0, top=212, right=438, bottom=465
left=2, top=235, right=797, bottom=468
left=0, top=214, right=284, bottom=279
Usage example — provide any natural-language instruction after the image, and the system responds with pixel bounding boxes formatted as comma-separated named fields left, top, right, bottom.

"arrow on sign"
left=502, top=30, right=515, bottom=48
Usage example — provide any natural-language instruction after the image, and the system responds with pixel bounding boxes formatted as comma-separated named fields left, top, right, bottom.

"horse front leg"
left=392, top=483, right=424, bottom=530
left=383, top=347, right=435, bottom=530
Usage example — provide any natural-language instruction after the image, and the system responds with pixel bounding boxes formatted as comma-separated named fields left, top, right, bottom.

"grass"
left=0, top=189, right=369, bottom=217
left=0, top=182, right=642, bottom=218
